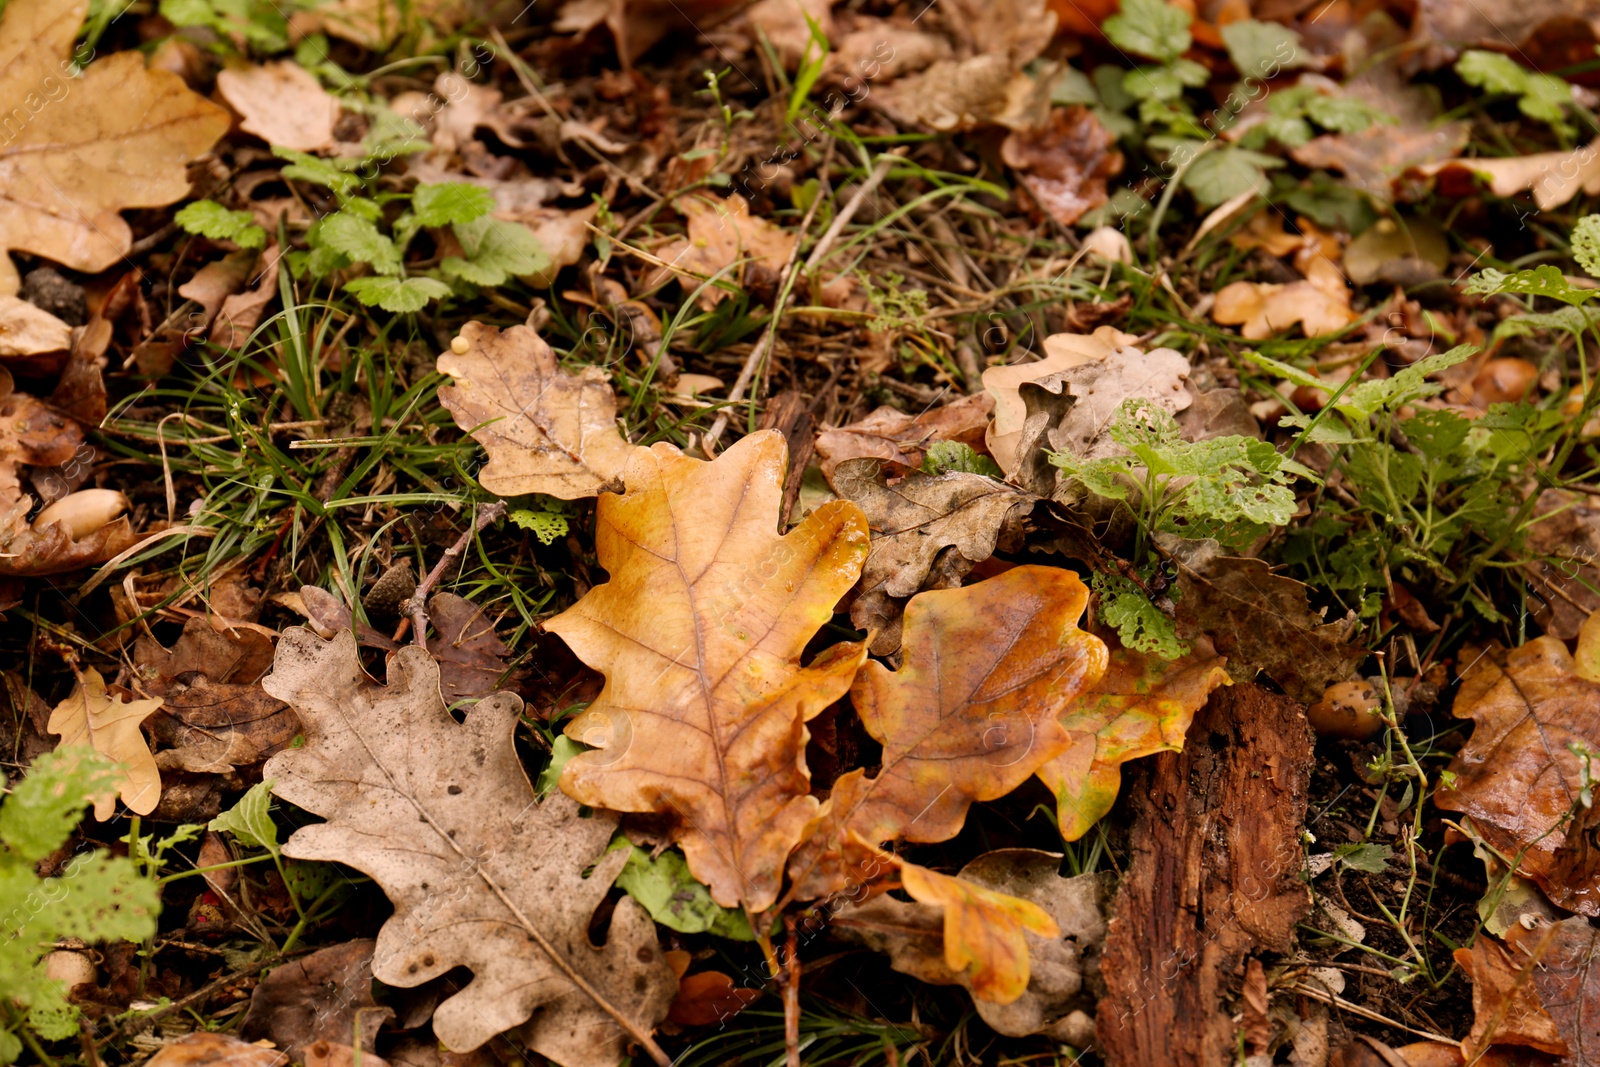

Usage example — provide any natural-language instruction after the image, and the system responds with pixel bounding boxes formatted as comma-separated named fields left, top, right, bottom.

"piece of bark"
left=760, top=389, right=814, bottom=527
left=1095, top=683, right=1314, bottom=1066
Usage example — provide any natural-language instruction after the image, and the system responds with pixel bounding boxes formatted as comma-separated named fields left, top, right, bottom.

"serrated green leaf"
left=1465, top=265, right=1596, bottom=305
left=209, top=779, right=279, bottom=858
left=441, top=216, right=551, bottom=287
left=1455, top=50, right=1528, bottom=96
left=1095, top=574, right=1189, bottom=660
left=317, top=213, right=401, bottom=274
left=412, top=183, right=496, bottom=228
left=1572, top=215, right=1600, bottom=280
left=175, top=201, right=267, bottom=249
left=0, top=750, right=114, bottom=863
left=509, top=509, right=569, bottom=545
left=1493, top=304, right=1600, bottom=341
left=1401, top=409, right=1470, bottom=462
left=537, top=735, right=584, bottom=798
left=1219, top=19, right=1304, bottom=78
left=344, top=276, right=452, bottom=312
left=1182, top=146, right=1281, bottom=207
left=272, top=146, right=360, bottom=195
left=1103, top=0, right=1192, bottom=62
left=920, top=441, right=1004, bottom=478
left=609, top=841, right=755, bottom=940
left=1334, top=842, right=1391, bottom=873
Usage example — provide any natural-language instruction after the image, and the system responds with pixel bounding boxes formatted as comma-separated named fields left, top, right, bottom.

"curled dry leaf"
left=1502, top=917, right=1600, bottom=1065
left=832, top=458, right=1034, bottom=655
left=1038, top=343, right=1193, bottom=461
left=262, top=630, right=677, bottom=1066
left=1435, top=626, right=1600, bottom=916
left=787, top=566, right=1107, bottom=899
left=1158, top=535, right=1364, bottom=705
left=47, top=668, right=163, bottom=821
left=1001, top=107, right=1123, bottom=227
left=647, top=193, right=796, bottom=308
left=144, top=1033, right=288, bottom=1067
left=1211, top=271, right=1356, bottom=340
left=241, top=940, right=392, bottom=1064
left=1037, top=634, right=1230, bottom=842
left=436, top=321, right=637, bottom=499
left=836, top=849, right=1105, bottom=1042
left=215, top=61, right=341, bottom=153
left=426, top=592, right=518, bottom=703
left=1523, top=488, right=1600, bottom=640
left=983, top=327, right=1138, bottom=475
left=0, top=296, right=71, bottom=357
left=546, top=431, right=870, bottom=912
left=0, top=0, right=230, bottom=273
left=813, top=392, right=993, bottom=485
left=898, top=857, right=1060, bottom=1004
left=1453, top=935, right=1566, bottom=1059
left=1417, top=143, right=1600, bottom=214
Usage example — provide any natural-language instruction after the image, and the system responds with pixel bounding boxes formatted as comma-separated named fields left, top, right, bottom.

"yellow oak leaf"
left=546, top=430, right=870, bottom=912
left=1037, top=635, right=1230, bottom=842
left=46, top=667, right=162, bottom=820
left=899, top=857, right=1060, bottom=1004
left=0, top=0, right=231, bottom=274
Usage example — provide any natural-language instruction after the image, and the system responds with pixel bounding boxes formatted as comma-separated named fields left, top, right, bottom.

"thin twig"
left=705, top=147, right=903, bottom=446
left=407, top=500, right=506, bottom=650
left=1288, top=983, right=1454, bottom=1044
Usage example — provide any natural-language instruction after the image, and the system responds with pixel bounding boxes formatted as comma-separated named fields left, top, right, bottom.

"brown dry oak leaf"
left=832, top=458, right=1035, bottom=656
left=1158, top=535, right=1364, bottom=705
left=834, top=848, right=1105, bottom=1042
left=1503, top=917, right=1600, bottom=1065
left=1435, top=629, right=1600, bottom=916
left=0, top=296, right=71, bottom=358
left=1454, top=935, right=1567, bottom=1059
left=812, top=392, right=993, bottom=486
left=241, top=940, right=393, bottom=1064
left=436, top=321, right=637, bottom=499
left=144, top=1033, right=288, bottom=1067
left=545, top=430, right=870, bottom=913
left=1001, top=107, right=1123, bottom=227
left=1037, top=634, right=1230, bottom=842
left=982, top=327, right=1138, bottom=475
left=47, top=667, right=163, bottom=821
left=1417, top=145, right=1600, bottom=213
left=786, top=566, right=1107, bottom=900
left=1211, top=276, right=1356, bottom=340
left=0, top=0, right=230, bottom=274
left=646, top=193, right=796, bottom=308
left=261, top=630, right=677, bottom=1067
left=216, top=62, right=340, bottom=153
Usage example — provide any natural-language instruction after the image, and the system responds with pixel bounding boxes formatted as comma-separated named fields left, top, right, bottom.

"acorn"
left=1471, top=358, right=1538, bottom=406
left=33, top=489, right=128, bottom=540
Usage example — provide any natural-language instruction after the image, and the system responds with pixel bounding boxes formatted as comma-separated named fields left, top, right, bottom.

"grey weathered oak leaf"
left=261, top=629, right=675, bottom=1067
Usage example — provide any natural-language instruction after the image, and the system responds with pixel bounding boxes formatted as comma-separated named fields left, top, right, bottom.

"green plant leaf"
left=1103, top=0, right=1192, bottom=63
left=1219, top=19, right=1304, bottom=78
left=1455, top=50, right=1528, bottom=96
left=317, top=213, right=401, bottom=274
left=1094, top=573, right=1188, bottom=660
left=609, top=841, right=755, bottom=940
left=509, top=508, right=570, bottom=545
left=1465, top=265, right=1598, bottom=306
left=1182, top=146, right=1281, bottom=207
left=1572, top=215, right=1600, bottom=280
left=210, top=779, right=280, bottom=857
left=441, top=217, right=551, bottom=286
left=921, top=441, right=1004, bottom=478
left=1334, top=842, right=1391, bottom=873
left=175, top=200, right=266, bottom=249
left=344, top=276, right=452, bottom=312
left=0, top=750, right=115, bottom=863
left=412, top=182, right=497, bottom=228
left=272, top=146, right=360, bottom=195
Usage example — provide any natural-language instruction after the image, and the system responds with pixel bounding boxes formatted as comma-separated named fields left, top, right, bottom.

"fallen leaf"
left=834, top=848, right=1105, bottom=1042
left=1158, top=534, right=1364, bottom=704
left=831, top=458, right=1035, bottom=655
left=898, top=858, right=1059, bottom=1003
left=743, top=0, right=835, bottom=67
left=1096, top=684, right=1313, bottom=1066
left=1505, top=917, right=1600, bottom=1065
left=1523, top=488, right=1600, bottom=640
left=298, top=0, right=475, bottom=50
left=241, top=941, right=394, bottom=1063
left=875, top=56, right=1054, bottom=132
left=262, top=629, right=677, bottom=1065
left=813, top=392, right=994, bottom=485
left=435, top=321, right=637, bottom=499
left=1212, top=277, right=1356, bottom=339
left=1036, top=343, right=1194, bottom=461
left=304, top=1043, right=388, bottom=1067
left=665, top=971, right=762, bottom=1028
left=787, top=566, right=1107, bottom=899
left=1416, top=144, right=1600, bottom=214
left=1289, top=67, right=1468, bottom=200
left=1453, top=936, right=1566, bottom=1059
left=216, top=61, right=340, bottom=152
left=1342, top=216, right=1450, bottom=287
left=1037, top=634, right=1230, bottom=842
left=1001, top=107, right=1123, bottom=227
left=546, top=431, right=869, bottom=912
left=0, top=0, right=230, bottom=273
left=982, top=327, right=1139, bottom=475
left=47, top=668, right=163, bottom=821
left=426, top=592, right=518, bottom=703
left=1414, top=0, right=1600, bottom=58
left=177, top=252, right=256, bottom=327
left=144, top=1032, right=289, bottom=1067
left=1228, top=212, right=1304, bottom=257
left=0, top=296, right=71, bottom=357
left=647, top=193, right=796, bottom=308
left=1435, top=629, right=1600, bottom=915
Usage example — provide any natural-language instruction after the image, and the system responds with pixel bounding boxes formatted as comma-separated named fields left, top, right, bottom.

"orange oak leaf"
left=1436, top=627, right=1600, bottom=916
left=787, top=566, right=1108, bottom=900
left=545, top=430, right=870, bottom=912
left=1037, top=635, right=1230, bottom=842
left=899, top=857, right=1060, bottom=1004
